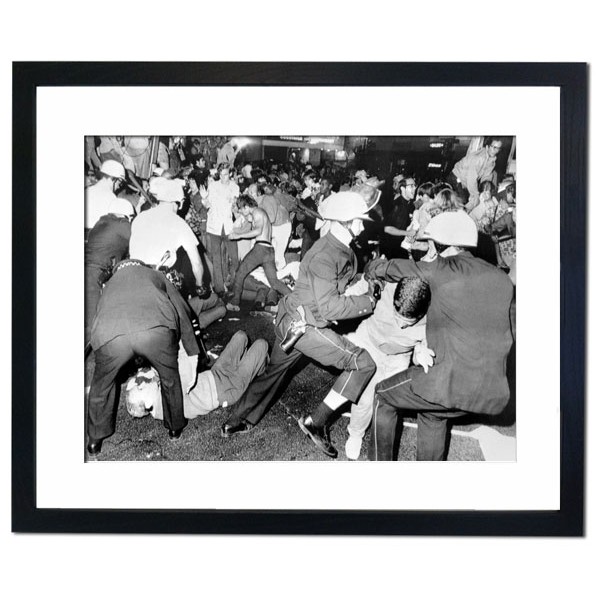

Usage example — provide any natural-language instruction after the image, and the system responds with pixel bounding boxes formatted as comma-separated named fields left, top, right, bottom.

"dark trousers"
left=84, top=265, right=103, bottom=346
left=188, top=291, right=227, bottom=329
left=87, top=327, right=186, bottom=440
left=228, top=309, right=376, bottom=426
left=206, top=228, right=239, bottom=294
left=230, top=242, right=291, bottom=306
left=370, top=367, right=466, bottom=461
left=242, top=276, right=279, bottom=306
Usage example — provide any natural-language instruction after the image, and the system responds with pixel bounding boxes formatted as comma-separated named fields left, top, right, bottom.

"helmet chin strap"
left=343, top=218, right=365, bottom=240
left=344, top=219, right=366, bottom=253
left=342, top=220, right=358, bottom=240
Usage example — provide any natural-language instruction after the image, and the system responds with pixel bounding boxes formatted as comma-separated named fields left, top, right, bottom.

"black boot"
left=86, top=438, right=103, bottom=457
left=298, top=416, right=338, bottom=458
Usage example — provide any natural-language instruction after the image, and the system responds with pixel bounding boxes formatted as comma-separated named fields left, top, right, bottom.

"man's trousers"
left=370, top=366, right=467, bottom=461
left=88, top=327, right=186, bottom=440
left=206, top=228, right=239, bottom=294
left=229, top=242, right=291, bottom=306
left=227, top=308, right=376, bottom=426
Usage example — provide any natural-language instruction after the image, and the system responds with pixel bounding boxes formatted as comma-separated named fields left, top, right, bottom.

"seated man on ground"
left=124, top=331, right=269, bottom=420
left=343, top=277, right=431, bottom=460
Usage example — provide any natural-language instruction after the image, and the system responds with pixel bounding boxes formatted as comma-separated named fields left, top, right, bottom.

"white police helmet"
left=99, top=159, right=126, bottom=180
left=318, top=191, right=373, bottom=223
left=418, top=210, right=478, bottom=247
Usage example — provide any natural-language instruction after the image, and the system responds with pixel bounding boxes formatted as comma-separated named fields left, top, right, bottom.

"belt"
left=255, top=240, right=273, bottom=247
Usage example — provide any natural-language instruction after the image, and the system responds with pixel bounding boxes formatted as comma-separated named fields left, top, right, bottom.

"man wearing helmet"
left=129, top=177, right=206, bottom=296
left=365, top=210, right=514, bottom=460
left=220, top=191, right=381, bottom=458
left=85, top=159, right=132, bottom=231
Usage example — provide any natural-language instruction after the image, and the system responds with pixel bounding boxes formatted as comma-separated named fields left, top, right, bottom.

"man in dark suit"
left=380, top=176, right=417, bottom=259
left=365, top=210, right=514, bottom=460
left=86, top=259, right=200, bottom=458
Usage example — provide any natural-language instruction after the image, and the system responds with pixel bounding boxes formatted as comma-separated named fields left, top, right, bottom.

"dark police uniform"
left=85, top=214, right=131, bottom=345
left=224, top=232, right=377, bottom=428
left=88, top=261, right=199, bottom=442
left=367, top=253, right=514, bottom=460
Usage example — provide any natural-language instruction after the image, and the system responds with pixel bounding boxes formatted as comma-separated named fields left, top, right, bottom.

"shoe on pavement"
left=221, top=420, right=254, bottom=438
left=298, top=416, right=338, bottom=458
left=226, top=302, right=240, bottom=312
left=345, top=434, right=363, bottom=460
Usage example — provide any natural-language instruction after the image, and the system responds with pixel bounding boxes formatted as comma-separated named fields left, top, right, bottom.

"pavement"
left=85, top=301, right=516, bottom=462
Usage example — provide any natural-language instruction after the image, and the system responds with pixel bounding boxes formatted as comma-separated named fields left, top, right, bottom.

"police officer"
left=220, top=192, right=380, bottom=459
left=86, top=260, right=200, bottom=458
left=85, top=203, right=134, bottom=347
left=365, top=210, right=514, bottom=460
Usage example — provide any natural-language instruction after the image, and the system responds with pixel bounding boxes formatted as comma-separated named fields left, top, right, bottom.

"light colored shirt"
left=216, top=142, right=237, bottom=166
left=151, top=346, right=220, bottom=419
left=357, top=282, right=427, bottom=355
left=469, top=196, right=500, bottom=231
left=205, top=179, right=240, bottom=235
left=85, top=183, right=133, bottom=229
left=259, top=192, right=289, bottom=226
left=129, top=206, right=198, bottom=269
left=452, top=147, right=498, bottom=199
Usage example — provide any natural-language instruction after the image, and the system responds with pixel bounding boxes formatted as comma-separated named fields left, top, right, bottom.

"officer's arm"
left=165, top=278, right=200, bottom=356
left=366, top=257, right=434, bottom=283
left=310, top=255, right=373, bottom=321
left=384, top=258, right=434, bottom=282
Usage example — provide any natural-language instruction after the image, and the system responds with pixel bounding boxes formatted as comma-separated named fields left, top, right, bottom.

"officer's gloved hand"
left=367, top=278, right=383, bottom=303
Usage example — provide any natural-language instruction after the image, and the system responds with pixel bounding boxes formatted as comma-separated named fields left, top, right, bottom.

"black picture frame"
left=12, top=62, right=586, bottom=535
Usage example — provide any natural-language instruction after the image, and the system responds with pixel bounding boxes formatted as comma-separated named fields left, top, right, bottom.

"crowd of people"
left=84, top=135, right=516, bottom=461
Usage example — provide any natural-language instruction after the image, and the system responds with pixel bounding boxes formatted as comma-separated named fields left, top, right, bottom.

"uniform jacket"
left=370, top=252, right=514, bottom=414
left=91, top=262, right=199, bottom=356
left=282, top=232, right=373, bottom=327
left=85, top=214, right=131, bottom=269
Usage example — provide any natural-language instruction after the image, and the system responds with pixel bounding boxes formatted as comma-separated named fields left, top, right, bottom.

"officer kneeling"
left=365, top=210, right=514, bottom=461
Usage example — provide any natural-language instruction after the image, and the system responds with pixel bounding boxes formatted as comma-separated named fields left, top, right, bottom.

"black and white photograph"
left=84, top=134, right=517, bottom=463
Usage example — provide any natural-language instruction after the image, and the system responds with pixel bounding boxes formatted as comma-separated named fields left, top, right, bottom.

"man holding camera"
left=220, top=192, right=380, bottom=459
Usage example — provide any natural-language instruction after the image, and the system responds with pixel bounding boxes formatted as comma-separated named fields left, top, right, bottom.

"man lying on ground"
left=123, top=331, right=268, bottom=421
